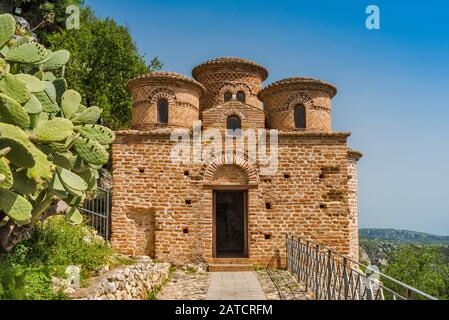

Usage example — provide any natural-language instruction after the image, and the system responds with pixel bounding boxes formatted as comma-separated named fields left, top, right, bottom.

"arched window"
left=157, top=99, right=168, bottom=124
left=224, top=92, right=232, bottom=102
left=294, top=104, right=306, bottom=129
left=236, top=91, right=245, bottom=103
left=227, top=115, right=241, bottom=131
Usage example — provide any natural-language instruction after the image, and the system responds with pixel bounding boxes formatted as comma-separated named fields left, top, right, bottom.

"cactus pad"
left=61, top=89, right=81, bottom=118
left=5, top=41, right=47, bottom=64
left=53, top=78, right=67, bottom=103
left=12, top=170, right=38, bottom=195
left=0, top=14, right=16, bottom=48
left=75, top=124, right=115, bottom=145
left=53, top=152, right=73, bottom=170
left=0, top=190, right=32, bottom=225
left=31, top=118, right=73, bottom=143
left=0, top=73, right=31, bottom=104
left=0, top=123, right=53, bottom=183
left=0, top=58, right=6, bottom=79
left=44, top=81, right=57, bottom=103
left=73, top=136, right=109, bottom=166
left=43, top=72, right=56, bottom=82
left=23, top=94, right=43, bottom=114
left=0, top=157, right=13, bottom=189
left=0, top=13, right=112, bottom=231
left=72, top=106, right=102, bottom=125
left=50, top=172, right=68, bottom=199
left=34, top=70, right=44, bottom=80
left=76, top=167, right=97, bottom=191
left=56, top=166, right=88, bottom=192
left=42, top=50, right=70, bottom=71
left=34, top=90, right=59, bottom=113
left=15, top=73, right=45, bottom=93
left=66, top=206, right=83, bottom=225
left=0, top=137, right=35, bottom=168
left=0, top=93, right=30, bottom=129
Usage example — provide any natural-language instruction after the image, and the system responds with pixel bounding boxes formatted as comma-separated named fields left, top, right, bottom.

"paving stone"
left=206, top=272, right=266, bottom=300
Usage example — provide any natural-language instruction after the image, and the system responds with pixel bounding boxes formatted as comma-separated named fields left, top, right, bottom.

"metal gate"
left=79, top=187, right=111, bottom=240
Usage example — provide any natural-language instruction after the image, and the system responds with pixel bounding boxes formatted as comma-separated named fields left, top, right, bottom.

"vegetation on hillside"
left=0, top=216, right=115, bottom=300
left=360, top=228, right=449, bottom=245
left=383, top=245, right=449, bottom=299
left=359, top=228, right=449, bottom=300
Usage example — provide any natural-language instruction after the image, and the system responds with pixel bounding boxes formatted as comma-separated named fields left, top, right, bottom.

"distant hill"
left=359, top=228, right=449, bottom=245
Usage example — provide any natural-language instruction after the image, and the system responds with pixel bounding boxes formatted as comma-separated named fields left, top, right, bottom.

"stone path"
left=206, top=272, right=266, bottom=300
left=157, top=268, right=310, bottom=301
left=255, top=270, right=311, bottom=300
left=157, top=270, right=210, bottom=300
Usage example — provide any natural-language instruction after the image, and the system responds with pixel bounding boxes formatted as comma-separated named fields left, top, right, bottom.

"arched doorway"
left=200, top=154, right=259, bottom=259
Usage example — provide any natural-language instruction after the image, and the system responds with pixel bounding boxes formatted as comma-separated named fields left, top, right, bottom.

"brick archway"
left=200, top=153, right=259, bottom=186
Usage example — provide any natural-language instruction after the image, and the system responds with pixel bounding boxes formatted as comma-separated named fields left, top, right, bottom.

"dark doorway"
left=214, top=191, right=247, bottom=258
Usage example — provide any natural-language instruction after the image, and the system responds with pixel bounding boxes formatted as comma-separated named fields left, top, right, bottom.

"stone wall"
left=347, top=150, right=363, bottom=261
left=69, top=257, right=170, bottom=300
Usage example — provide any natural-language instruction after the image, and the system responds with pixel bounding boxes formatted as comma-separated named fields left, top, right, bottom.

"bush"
left=382, top=244, right=449, bottom=300
left=0, top=217, right=114, bottom=300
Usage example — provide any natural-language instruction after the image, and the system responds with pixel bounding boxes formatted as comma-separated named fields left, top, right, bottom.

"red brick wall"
left=111, top=132, right=355, bottom=265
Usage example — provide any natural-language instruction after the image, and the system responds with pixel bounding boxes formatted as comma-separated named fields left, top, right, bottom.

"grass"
left=147, top=266, right=176, bottom=300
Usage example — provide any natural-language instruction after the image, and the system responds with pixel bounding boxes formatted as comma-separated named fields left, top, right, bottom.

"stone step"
left=208, top=264, right=253, bottom=272
left=209, top=258, right=251, bottom=265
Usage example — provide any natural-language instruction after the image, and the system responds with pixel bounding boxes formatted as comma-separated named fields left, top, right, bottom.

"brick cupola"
left=127, top=72, right=205, bottom=130
left=259, top=77, right=337, bottom=132
left=192, top=57, right=269, bottom=111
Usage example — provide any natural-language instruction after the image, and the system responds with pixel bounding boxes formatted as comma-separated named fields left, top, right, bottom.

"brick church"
left=111, top=57, right=362, bottom=268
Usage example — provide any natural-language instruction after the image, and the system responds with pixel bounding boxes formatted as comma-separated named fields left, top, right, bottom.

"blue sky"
left=86, top=0, right=449, bottom=235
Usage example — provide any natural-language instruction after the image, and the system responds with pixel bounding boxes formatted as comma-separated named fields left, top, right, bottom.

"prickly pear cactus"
left=0, top=13, right=114, bottom=231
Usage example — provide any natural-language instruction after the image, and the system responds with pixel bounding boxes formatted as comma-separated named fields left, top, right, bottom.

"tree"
left=3, top=1, right=162, bottom=129
left=0, top=13, right=114, bottom=252
left=0, top=0, right=84, bottom=44
left=46, top=8, right=162, bottom=129
left=383, top=244, right=449, bottom=299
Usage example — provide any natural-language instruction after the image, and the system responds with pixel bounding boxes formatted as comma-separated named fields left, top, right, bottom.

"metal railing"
left=271, top=235, right=438, bottom=300
left=80, top=187, right=111, bottom=240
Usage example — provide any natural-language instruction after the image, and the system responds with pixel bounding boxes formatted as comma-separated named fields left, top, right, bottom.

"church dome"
left=192, top=57, right=268, bottom=111
left=127, top=72, right=205, bottom=129
left=259, top=77, right=337, bottom=132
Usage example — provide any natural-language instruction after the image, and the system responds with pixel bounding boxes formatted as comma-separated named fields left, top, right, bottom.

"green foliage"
left=45, top=9, right=161, bottom=129
left=6, top=2, right=161, bottom=130
left=0, top=216, right=113, bottom=300
left=14, top=0, right=85, bottom=45
left=0, top=13, right=114, bottom=251
left=382, top=244, right=449, bottom=300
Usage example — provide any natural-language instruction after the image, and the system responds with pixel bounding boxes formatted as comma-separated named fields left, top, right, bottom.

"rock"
left=66, top=266, right=81, bottom=288
left=68, top=256, right=171, bottom=300
left=64, top=287, right=76, bottom=294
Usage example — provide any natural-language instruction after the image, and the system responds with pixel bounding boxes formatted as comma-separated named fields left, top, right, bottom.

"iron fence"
left=79, top=187, right=111, bottom=240
left=270, top=235, right=438, bottom=300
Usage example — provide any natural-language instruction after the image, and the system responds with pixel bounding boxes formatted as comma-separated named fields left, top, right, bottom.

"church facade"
left=111, top=57, right=362, bottom=268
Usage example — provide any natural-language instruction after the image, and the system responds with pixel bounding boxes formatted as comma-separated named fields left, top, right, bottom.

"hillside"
left=359, top=228, right=449, bottom=245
